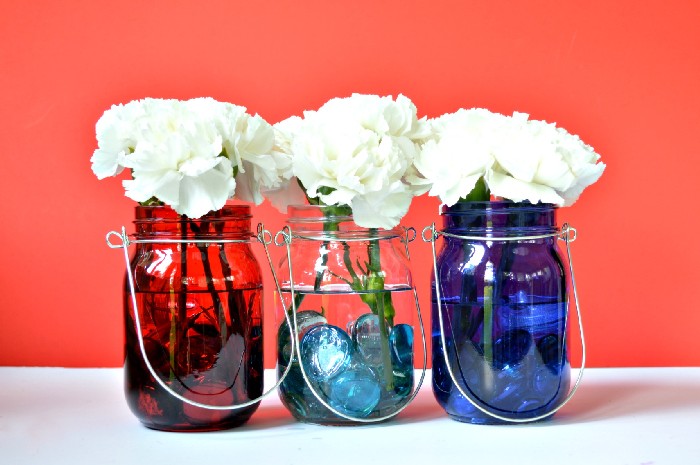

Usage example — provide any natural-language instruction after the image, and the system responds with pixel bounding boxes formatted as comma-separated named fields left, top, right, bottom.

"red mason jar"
left=124, top=205, right=263, bottom=431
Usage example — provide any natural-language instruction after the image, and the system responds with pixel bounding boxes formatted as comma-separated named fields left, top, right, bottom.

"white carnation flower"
left=270, top=94, right=425, bottom=228
left=292, top=122, right=382, bottom=206
left=550, top=126, right=606, bottom=206
left=412, top=108, right=605, bottom=206
left=409, top=108, right=502, bottom=205
left=120, top=106, right=236, bottom=218
left=263, top=117, right=308, bottom=212
left=488, top=113, right=605, bottom=206
left=90, top=100, right=144, bottom=179
left=485, top=169, right=564, bottom=205
left=91, top=97, right=285, bottom=217
left=314, top=93, right=427, bottom=139
left=350, top=180, right=414, bottom=229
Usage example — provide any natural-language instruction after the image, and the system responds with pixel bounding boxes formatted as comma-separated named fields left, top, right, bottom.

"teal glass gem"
left=352, top=313, right=383, bottom=366
left=300, top=324, right=353, bottom=382
left=278, top=310, right=327, bottom=366
left=389, top=323, right=414, bottom=368
left=328, top=364, right=381, bottom=417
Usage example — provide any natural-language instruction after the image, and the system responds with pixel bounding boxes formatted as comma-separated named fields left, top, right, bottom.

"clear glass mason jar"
left=431, top=201, right=571, bottom=424
left=275, top=205, right=420, bottom=425
left=124, top=205, right=263, bottom=431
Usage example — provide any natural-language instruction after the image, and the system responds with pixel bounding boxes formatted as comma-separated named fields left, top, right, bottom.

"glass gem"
left=328, top=364, right=381, bottom=417
left=537, top=334, right=564, bottom=374
left=300, top=325, right=353, bottom=382
left=352, top=313, right=383, bottom=366
left=278, top=310, right=327, bottom=366
left=389, top=323, right=414, bottom=368
left=492, top=328, right=532, bottom=369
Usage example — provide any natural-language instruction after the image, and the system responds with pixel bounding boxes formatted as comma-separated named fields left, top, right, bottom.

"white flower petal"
left=561, top=162, right=606, bottom=206
left=179, top=156, right=221, bottom=177
left=150, top=171, right=183, bottom=207
left=263, top=178, right=308, bottom=213
left=90, top=148, right=126, bottom=179
left=350, top=182, right=413, bottom=229
left=123, top=170, right=182, bottom=205
left=411, top=125, right=493, bottom=205
left=175, top=161, right=236, bottom=217
left=486, top=170, right=564, bottom=205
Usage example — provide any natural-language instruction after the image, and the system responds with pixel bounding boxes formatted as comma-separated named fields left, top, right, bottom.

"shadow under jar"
left=432, top=201, right=571, bottom=424
left=275, top=205, right=419, bottom=425
left=124, top=205, right=263, bottom=431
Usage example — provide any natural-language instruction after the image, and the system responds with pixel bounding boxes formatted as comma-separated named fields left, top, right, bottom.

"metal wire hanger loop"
left=271, top=224, right=428, bottom=423
left=422, top=222, right=586, bottom=423
left=105, top=224, right=295, bottom=411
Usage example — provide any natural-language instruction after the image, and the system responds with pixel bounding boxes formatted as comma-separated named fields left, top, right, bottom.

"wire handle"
left=105, top=225, right=294, bottom=411
left=271, top=225, right=428, bottom=423
left=423, top=223, right=586, bottom=423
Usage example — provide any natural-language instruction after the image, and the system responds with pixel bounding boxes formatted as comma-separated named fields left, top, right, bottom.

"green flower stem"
left=367, top=228, right=395, bottom=390
left=483, top=281, right=494, bottom=367
left=292, top=204, right=346, bottom=311
left=483, top=198, right=495, bottom=391
left=458, top=178, right=494, bottom=387
left=189, top=220, right=227, bottom=346
left=376, top=292, right=395, bottom=390
left=291, top=200, right=396, bottom=390
left=175, top=216, right=188, bottom=380
left=481, top=283, right=496, bottom=393
left=169, top=286, right=177, bottom=381
left=193, top=241, right=227, bottom=345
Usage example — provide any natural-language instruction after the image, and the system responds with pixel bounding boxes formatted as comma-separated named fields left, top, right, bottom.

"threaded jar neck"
left=441, top=201, right=558, bottom=236
left=133, top=204, right=253, bottom=239
left=286, top=205, right=402, bottom=239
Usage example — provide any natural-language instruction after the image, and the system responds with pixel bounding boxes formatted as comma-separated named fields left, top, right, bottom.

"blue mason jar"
left=431, top=201, right=571, bottom=424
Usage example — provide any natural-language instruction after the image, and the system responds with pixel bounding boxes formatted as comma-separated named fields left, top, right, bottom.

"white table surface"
left=1, top=367, right=699, bottom=464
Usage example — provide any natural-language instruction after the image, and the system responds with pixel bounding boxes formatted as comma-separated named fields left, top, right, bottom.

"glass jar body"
left=432, top=202, right=570, bottom=424
left=124, top=205, right=263, bottom=431
left=276, top=205, right=417, bottom=425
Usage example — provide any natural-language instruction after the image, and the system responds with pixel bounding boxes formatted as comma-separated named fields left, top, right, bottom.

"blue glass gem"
left=531, top=365, right=558, bottom=397
left=352, top=313, right=383, bottom=366
left=389, top=324, right=414, bottom=368
left=278, top=310, right=327, bottom=366
left=489, top=366, right=524, bottom=410
left=492, top=329, right=532, bottom=369
left=300, top=325, right=353, bottom=382
left=537, top=334, right=564, bottom=374
left=450, top=340, right=484, bottom=388
left=391, top=365, right=414, bottom=397
left=517, top=398, right=544, bottom=413
left=328, top=364, right=381, bottom=417
left=295, top=310, right=328, bottom=338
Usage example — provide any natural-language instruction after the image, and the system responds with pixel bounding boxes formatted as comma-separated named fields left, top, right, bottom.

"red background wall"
left=1, top=1, right=698, bottom=368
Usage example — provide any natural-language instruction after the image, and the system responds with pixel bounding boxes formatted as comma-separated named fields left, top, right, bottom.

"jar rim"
left=287, top=204, right=353, bottom=221
left=441, top=201, right=558, bottom=215
left=285, top=204, right=403, bottom=237
left=134, top=204, right=252, bottom=222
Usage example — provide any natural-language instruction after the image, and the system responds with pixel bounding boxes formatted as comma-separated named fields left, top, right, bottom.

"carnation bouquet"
left=410, top=107, right=605, bottom=423
left=273, top=93, right=429, bottom=307
left=270, top=93, right=428, bottom=422
left=91, top=97, right=292, bottom=217
left=409, top=108, right=605, bottom=205
left=92, top=97, right=292, bottom=430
